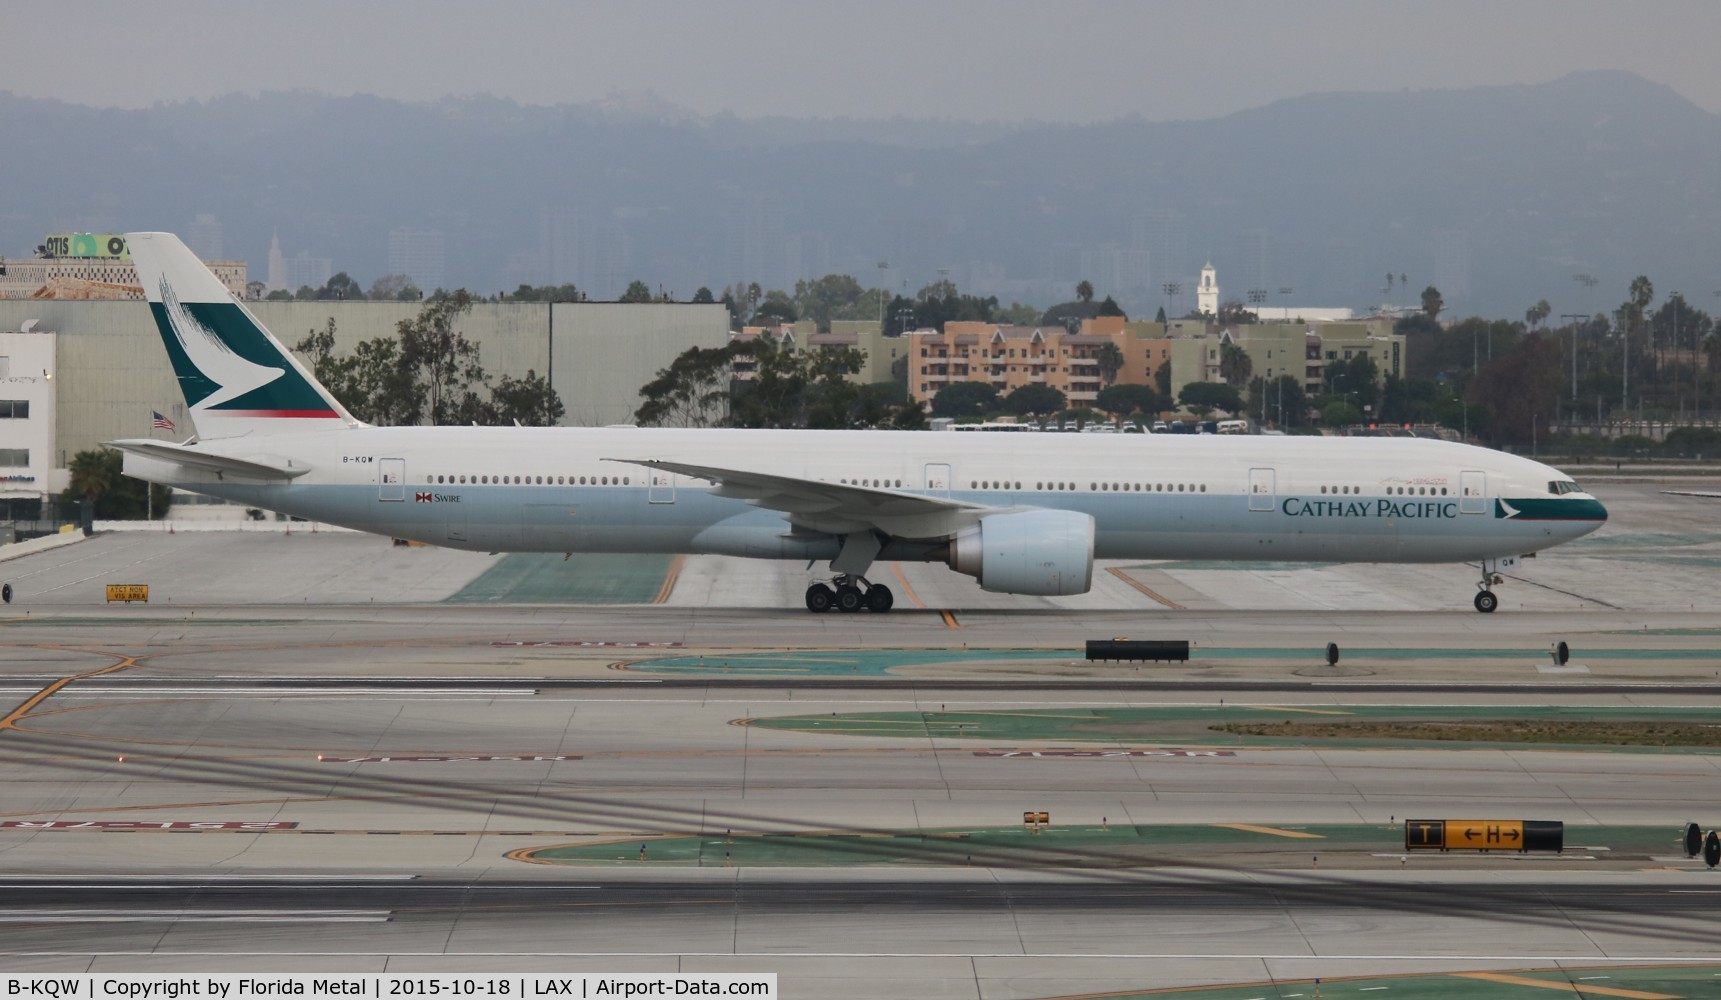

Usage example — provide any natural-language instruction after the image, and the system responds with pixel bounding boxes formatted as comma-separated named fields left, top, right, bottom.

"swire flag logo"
left=415, top=492, right=434, bottom=503
left=152, top=410, right=176, bottom=431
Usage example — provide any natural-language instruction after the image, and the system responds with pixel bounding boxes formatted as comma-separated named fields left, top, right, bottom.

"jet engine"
left=946, top=509, right=1095, bottom=596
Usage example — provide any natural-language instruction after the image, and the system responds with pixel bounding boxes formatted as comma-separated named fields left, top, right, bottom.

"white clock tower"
left=1196, top=261, right=1219, bottom=316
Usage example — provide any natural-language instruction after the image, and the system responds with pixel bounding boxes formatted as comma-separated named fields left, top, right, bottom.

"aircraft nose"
left=1575, top=496, right=1607, bottom=535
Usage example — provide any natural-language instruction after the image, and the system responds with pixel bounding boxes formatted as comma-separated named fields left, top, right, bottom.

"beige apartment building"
left=1166, top=320, right=1402, bottom=399
left=732, top=320, right=908, bottom=385
left=907, top=315, right=1172, bottom=409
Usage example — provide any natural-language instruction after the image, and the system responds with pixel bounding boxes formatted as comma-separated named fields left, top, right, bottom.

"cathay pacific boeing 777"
left=113, top=232, right=1606, bottom=613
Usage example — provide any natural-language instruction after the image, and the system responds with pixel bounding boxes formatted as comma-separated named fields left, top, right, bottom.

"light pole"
left=876, top=261, right=889, bottom=326
left=1248, top=288, right=1267, bottom=320
left=1560, top=313, right=1587, bottom=407
left=1278, top=286, right=1293, bottom=321
left=1162, top=281, right=1181, bottom=319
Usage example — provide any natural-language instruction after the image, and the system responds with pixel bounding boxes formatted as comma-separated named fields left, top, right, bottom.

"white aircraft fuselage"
left=111, top=231, right=1607, bottom=613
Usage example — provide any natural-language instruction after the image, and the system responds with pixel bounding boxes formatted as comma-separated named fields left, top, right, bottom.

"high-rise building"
left=724, top=191, right=788, bottom=291
left=1237, top=229, right=1272, bottom=298
left=283, top=252, right=333, bottom=293
left=266, top=232, right=286, bottom=293
left=186, top=214, right=224, bottom=260
left=1133, top=209, right=1188, bottom=297
left=1432, top=229, right=1472, bottom=312
left=387, top=228, right=446, bottom=293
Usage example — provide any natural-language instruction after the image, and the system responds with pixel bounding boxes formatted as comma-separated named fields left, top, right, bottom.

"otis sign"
left=1283, top=497, right=1459, bottom=519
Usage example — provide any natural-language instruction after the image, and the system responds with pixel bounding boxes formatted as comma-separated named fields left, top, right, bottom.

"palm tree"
left=1420, top=286, right=1444, bottom=321
left=1219, top=342, right=1253, bottom=387
left=67, top=448, right=120, bottom=507
left=1076, top=280, right=1095, bottom=305
left=1093, top=342, right=1125, bottom=386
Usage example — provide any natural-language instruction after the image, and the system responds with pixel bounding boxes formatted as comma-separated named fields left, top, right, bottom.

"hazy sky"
left=6, top=0, right=1720, bottom=121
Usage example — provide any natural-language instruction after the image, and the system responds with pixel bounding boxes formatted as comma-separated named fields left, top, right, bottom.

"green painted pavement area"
left=1074, top=964, right=1721, bottom=999
left=625, top=646, right=1721, bottom=677
left=742, top=705, right=1721, bottom=753
left=524, top=823, right=1682, bottom=868
left=447, top=553, right=672, bottom=604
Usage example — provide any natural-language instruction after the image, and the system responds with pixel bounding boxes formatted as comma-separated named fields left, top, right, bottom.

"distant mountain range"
left=2, top=70, right=1716, bottom=320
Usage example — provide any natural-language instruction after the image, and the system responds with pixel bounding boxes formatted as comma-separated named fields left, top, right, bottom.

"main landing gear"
left=805, top=575, right=894, bottom=613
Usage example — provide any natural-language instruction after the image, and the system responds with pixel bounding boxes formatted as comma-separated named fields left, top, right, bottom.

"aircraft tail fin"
left=126, top=232, right=357, bottom=439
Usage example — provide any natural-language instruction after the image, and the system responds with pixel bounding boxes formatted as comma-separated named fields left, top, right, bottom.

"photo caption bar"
left=4, top=975, right=776, bottom=1000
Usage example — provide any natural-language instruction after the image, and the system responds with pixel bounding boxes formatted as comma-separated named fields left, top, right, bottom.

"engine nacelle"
left=946, top=509, right=1095, bottom=596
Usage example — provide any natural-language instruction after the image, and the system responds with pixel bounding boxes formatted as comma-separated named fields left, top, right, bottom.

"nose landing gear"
left=805, top=575, right=894, bottom=613
left=1472, top=556, right=1518, bottom=613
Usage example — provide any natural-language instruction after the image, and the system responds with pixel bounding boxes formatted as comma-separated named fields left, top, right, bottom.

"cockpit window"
left=1548, top=480, right=1582, bottom=495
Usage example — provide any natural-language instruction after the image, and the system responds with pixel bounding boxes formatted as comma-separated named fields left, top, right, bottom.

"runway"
left=1, top=480, right=1719, bottom=995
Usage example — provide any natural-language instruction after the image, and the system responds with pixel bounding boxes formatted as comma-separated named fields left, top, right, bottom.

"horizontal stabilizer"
left=108, top=439, right=310, bottom=480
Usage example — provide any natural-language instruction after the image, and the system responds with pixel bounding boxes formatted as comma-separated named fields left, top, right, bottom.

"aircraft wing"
left=608, top=457, right=991, bottom=539
left=1662, top=490, right=1721, bottom=499
left=108, top=439, right=311, bottom=481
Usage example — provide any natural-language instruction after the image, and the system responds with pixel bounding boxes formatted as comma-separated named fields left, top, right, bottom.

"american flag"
left=152, top=410, right=175, bottom=431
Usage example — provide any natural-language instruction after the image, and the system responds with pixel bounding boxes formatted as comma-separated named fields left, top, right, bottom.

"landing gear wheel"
left=1474, top=590, right=1498, bottom=614
left=834, top=584, right=865, bottom=613
left=866, top=584, right=895, bottom=612
left=805, top=584, right=835, bottom=613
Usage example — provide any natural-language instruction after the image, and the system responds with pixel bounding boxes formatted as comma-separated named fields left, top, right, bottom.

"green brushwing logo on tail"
left=150, top=280, right=338, bottom=417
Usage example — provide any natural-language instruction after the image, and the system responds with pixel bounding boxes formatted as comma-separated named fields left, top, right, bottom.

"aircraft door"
left=648, top=470, right=675, bottom=504
left=1459, top=470, right=1487, bottom=514
left=924, top=463, right=952, bottom=498
left=1247, top=467, right=1275, bottom=511
left=379, top=458, right=406, bottom=501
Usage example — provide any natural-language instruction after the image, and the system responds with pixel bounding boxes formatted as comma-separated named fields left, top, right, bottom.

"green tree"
left=1469, top=331, right=1562, bottom=445
left=635, top=343, right=749, bottom=428
left=368, top=274, right=419, bottom=301
left=1420, top=285, right=1444, bottom=321
left=1248, top=374, right=1308, bottom=428
left=994, top=302, right=1042, bottom=327
left=1001, top=384, right=1067, bottom=421
left=793, top=274, right=866, bottom=331
left=620, top=280, right=654, bottom=303
left=293, top=319, right=420, bottom=425
left=1095, top=383, right=1162, bottom=417
left=64, top=448, right=171, bottom=519
left=1179, top=381, right=1243, bottom=417
left=1076, top=280, right=1095, bottom=304
left=1525, top=298, right=1552, bottom=330
left=1219, top=342, right=1253, bottom=386
left=1322, top=354, right=1381, bottom=411
left=396, top=291, right=488, bottom=425
left=316, top=272, right=366, bottom=301
left=1378, top=374, right=1449, bottom=425
left=488, top=369, right=565, bottom=426
left=752, top=290, right=799, bottom=325
left=265, top=288, right=293, bottom=301
left=1216, top=301, right=1258, bottom=325
left=1154, top=305, right=1168, bottom=323
left=691, top=286, right=715, bottom=304
left=1093, top=342, right=1125, bottom=386
left=1321, top=400, right=1363, bottom=426
left=1096, top=295, right=1125, bottom=317
left=930, top=381, right=1000, bottom=419
left=509, top=282, right=580, bottom=302
left=1154, top=359, right=1172, bottom=397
